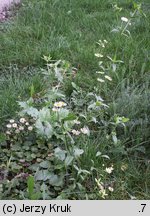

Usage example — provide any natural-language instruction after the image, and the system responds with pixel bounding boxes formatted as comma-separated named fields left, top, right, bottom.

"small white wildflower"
left=19, top=118, right=26, bottom=123
left=28, top=126, right=33, bottom=131
left=54, top=101, right=67, bottom=108
left=6, top=124, right=12, bottom=128
left=80, top=127, right=90, bottom=135
left=105, top=166, right=114, bottom=174
left=19, top=159, right=25, bottom=163
left=121, top=164, right=128, bottom=171
left=6, top=131, right=11, bottom=135
left=97, top=78, right=105, bottom=83
left=108, top=186, right=114, bottom=192
left=9, top=119, right=15, bottom=123
left=19, top=126, right=24, bottom=131
left=95, top=53, right=104, bottom=58
left=25, top=122, right=29, bottom=126
left=71, top=129, right=80, bottom=136
left=15, top=129, right=20, bottom=134
left=12, top=123, right=17, bottom=128
left=121, top=17, right=129, bottom=22
left=101, top=189, right=108, bottom=199
left=96, top=71, right=105, bottom=74
left=105, top=75, right=112, bottom=81
left=52, top=107, right=60, bottom=112
left=74, top=120, right=81, bottom=125
left=104, top=39, right=108, bottom=43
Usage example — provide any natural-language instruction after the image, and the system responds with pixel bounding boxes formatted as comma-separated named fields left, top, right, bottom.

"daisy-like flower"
left=105, top=75, right=112, bottom=81
left=12, top=123, right=18, bottom=128
left=95, top=53, right=104, bottom=58
left=54, top=101, right=67, bottom=108
left=105, top=166, right=114, bottom=174
left=28, top=126, right=33, bottom=131
left=108, top=186, right=114, bottom=192
left=9, top=119, right=15, bottom=123
left=6, top=124, right=12, bottom=128
left=80, top=127, right=90, bottom=135
left=25, top=122, right=29, bottom=126
left=121, top=17, right=128, bottom=22
left=19, top=118, right=26, bottom=123
left=71, top=129, right=80, bottom=136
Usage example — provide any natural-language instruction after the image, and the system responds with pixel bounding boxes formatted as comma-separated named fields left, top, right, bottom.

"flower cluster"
left=105, top=165, right=114, bottom=174
left=6, top=118, right=33, bottom=136
left=95, top=40, right=113, bottom=83
left=52, top=101, right=67, bottom=111
left=95, top=177, right=114, bottom=199
left=71, top=126, right=90, bottom=136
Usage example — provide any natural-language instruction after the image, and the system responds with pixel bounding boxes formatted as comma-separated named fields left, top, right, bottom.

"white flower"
left=97, top=78, right=105, bottom=83
left=25, top=122, right=29, bottom=126
left=71, top=129, right=80, bottom=136
left=19, top=126, right=24, bottom=131
left=6, top=124, right=12, bottom=128
left=54, top=101, right=67, bottom=108
left=121, top=17, right=128, bottom=22
left=80, top=127, right=90, bottom=135
left=105, top=166, right=114, bottom=174
left=74, top=120, right=81, bottom=125
left=19, top=118, right=26, bottom=123
left=15, top=129, right=20, bottom=134
left=52, top=107, right=59, bottom=112
left=108, top=186, right=114, bottom=192
left=105, top=75, right=112, bottom=81
left=9, top=119, right=15, bottom=123
left=12, top=123, right=18, bottom=128
left=95, top=53, right=104, bottom=58
left=104, top=39, right=108, bottom=43
left=28, top=126, right=33, bottom=131
left=6, top=131, right=11, bottom=135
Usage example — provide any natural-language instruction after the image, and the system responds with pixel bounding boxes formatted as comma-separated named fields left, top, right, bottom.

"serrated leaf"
left=49, top=174, right=63, bottom=187
left=54, top=147, right=66, bottom=161
left=39, top=161, right=50, bottom=168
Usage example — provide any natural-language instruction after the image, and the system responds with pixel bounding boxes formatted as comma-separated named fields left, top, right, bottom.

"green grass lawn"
left=0, top=0, right=150, bottom=199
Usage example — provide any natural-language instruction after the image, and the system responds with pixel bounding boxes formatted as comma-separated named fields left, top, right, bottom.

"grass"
left=0, top=0, right=150, bottom=199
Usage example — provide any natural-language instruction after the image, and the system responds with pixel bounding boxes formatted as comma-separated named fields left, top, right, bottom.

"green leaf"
left=38, top=107, right=50, bottom=121
left=73, top=148, right=84, bottom=158
left=35, top=120, right=53, bottom=139
left=35, top=170, right=52, bottom=181
left=58, top=108, right=69, bottom=121
left=24, top=107, right=39, bottom=118
left=54, top=147, right=66, bottom=161
left=39, top=161, right=50, bottom=169
left=30, top=84, right=35, bottom=97
left=49, top=174, right=63, bottom=187
left=122, top=117, right=129, bottom=123
left=27, top=175, right=34, bottom=199
left=63, top=113, right=77, bottom=121
left=65, top=155, right=74, bottom=166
